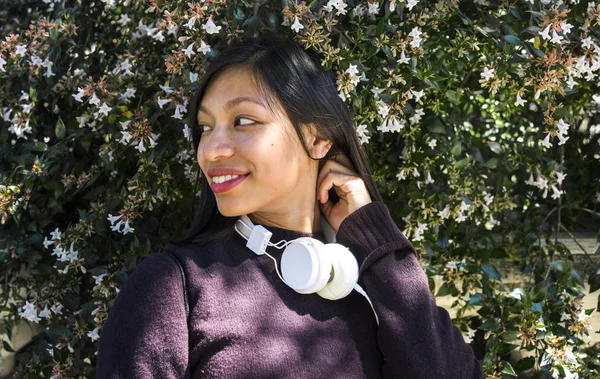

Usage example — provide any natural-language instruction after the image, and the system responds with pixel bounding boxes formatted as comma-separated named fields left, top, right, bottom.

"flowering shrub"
left=1, top=0, right=599, bottom=377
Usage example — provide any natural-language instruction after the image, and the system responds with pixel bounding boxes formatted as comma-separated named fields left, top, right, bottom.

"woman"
left=97, top=35, right=484, bottom=378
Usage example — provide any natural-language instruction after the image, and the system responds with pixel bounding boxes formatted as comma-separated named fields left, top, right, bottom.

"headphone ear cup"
left=281, top=237, right=332, bottom=294
left=316, top=244, right=359, bottom=300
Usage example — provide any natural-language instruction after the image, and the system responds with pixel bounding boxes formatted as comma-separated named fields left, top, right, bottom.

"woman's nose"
left=199, top=125, right=235, bottom=161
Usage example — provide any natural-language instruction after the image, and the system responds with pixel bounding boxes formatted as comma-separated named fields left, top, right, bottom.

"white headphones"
left=234, top=214, right=379, bottom=326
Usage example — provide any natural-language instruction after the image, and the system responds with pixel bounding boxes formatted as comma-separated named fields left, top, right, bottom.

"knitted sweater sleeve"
left=96, top=252, right=190, bottom=379
left=335, top=201, right=484, bottom=379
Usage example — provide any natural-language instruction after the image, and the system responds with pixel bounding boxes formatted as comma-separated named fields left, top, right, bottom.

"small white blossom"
left=480, top=66, right=495, bottom=81
left=15, top=44, right=27, bottom=57
left=87, top=327, right=100, bottom=341
left=291, top=16, right=303, bottom=33
left=202, top=18, right=221, bottom=35
left=539, top=25, right=551, bottom=40
left=50, top=227, right=62, bottom=241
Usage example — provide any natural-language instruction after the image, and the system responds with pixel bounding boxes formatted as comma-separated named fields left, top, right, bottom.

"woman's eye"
left=200, top=117, right=255, bottom=133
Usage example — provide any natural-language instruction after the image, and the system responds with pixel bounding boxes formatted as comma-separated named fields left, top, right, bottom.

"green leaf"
left=55, top=117, right=66, bottom=139
left=515, top=357, right=536, bottom=372
left=487, top=141, right=502, bottom=154
left=479, top=317, right=501, bottom=331
left=451, top=142, right=462, bottom=157
left=589, top=272, right=600, bottom=293
left=481, top=263, right=502, bottom=280
left=503, top=35, right=521, bottom=45
left=376, top=17, right=385, bottom=36
left=468, top=293, right=484, bottom=306
left=530, top=281, right=547, bottom=303
left=485, top=158, right=498, bottom=169
left=454, top=157, right=470, bottom=169
left=502, top=361, right=517, bottom=376
left=425, top=118, right=446, bottom=134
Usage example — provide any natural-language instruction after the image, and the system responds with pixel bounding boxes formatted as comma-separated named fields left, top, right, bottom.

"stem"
left=559, top=223, right=595, bottom=266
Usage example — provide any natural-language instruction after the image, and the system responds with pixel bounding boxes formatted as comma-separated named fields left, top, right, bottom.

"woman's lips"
left=210, top=174, right=248, bottom=194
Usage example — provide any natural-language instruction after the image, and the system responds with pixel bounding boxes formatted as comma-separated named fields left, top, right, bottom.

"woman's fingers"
left=317, top=170, right=361, bottom=204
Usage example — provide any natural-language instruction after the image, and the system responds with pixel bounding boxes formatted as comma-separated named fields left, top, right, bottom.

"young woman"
left=97, top=35, right=484, bottom=378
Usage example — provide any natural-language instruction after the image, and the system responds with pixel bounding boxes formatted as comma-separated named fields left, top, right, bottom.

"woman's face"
left=196, top=67, right=330, bottom=224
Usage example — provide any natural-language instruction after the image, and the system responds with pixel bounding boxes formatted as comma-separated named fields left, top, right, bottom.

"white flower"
left=425, top=170, right=434, bottom=184
left=397, top=169, right=406, bottom=181
left=159, top=84, right=173, bottom=95
left=324, top=0, right=348, bottom=15
left=186, top=17, right=197, bottom=30
left=39, top=305, right=51, bottom=318
left=189, top=72, right=199, bottom=82
left=555, top=171, right=567, bottom=185
left=15, top=44, right=27, bottom=57
left=557, top=119, right=569, bottom=135
left=539, top=25, right=551, bottom=40
left=87, top=327, right=100, bottom=342
left=51, top=303, right=64, bottom=315
left=560, top=311, right=571, bottom=321
left=561, top=22, right=573, bottom=35
left=120, top=87, right=136, bottom=103
left=291, top=16, right=303, bottom=33
left=202, top=18, right=221, bottom=34
left=0, top=56, right=6, bottom=72
left=407, top=0, right=420, bottom=11
left=72, top=88, right=86, bottom=102
left=19, top=301, right=41, bottom=323
left=438, top=206, right=450, bottom=220
left=411, top=89, right=424, bottom=103
left=118, top=14, right=131, bottom=25
left=409, top=108, right=425, bottom=125
left=97, top=102, right=112, bottom=117
left=412, top=222, right=428, bottom=242
left=107, top=213, right=122, bottom=225
left=356, top=124, right=371, bottom=145
left=371, top=87, right=384, bottom=98
left=183, top=42, right=195, bottom=58
left=135, top=139, right=146, bottom=153
left=551, top=30, right=564, bottom=45
left=50, top=227, right=62, bottom=241
left=428, top=139, right=437, bottom=149
left=581, top=37, right=593, bottom=50
left=93, top=273, right=107, bottom=285
left=480, top=66, right=495, bottom=81
left=508, top=288, right=524, bottom=300
left=158, top=97, right=171, bottom=109
left=367, top=2, right=380, bottom=15
left=551, top=185, right=563, bottom=199
left=542, top=132, right=553, bottom=149
left=89, top=93, right=101, bottom=106
left=397, top=50, right=410, bottom=65
left=43, top=236, right=54, bottom=249
left=122, top=219, right=135, bottom=234
left=463, top=327, right=476, bottom=344
left=408, top=27, right=423, bottom=48
left=515, top=94, right=526, bottom=107
left=198, top=40, right=211, bottom=55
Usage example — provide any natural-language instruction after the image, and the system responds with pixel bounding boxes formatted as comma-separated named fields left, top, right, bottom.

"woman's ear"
left=304, top=123, right=333, bottom=160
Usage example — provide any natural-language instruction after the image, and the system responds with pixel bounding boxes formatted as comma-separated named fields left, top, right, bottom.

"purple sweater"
left=97, top=202, right=484, bottom=378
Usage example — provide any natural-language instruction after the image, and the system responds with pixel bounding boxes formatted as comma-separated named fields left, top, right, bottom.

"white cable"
left=354, top=283, right=379, bottom=326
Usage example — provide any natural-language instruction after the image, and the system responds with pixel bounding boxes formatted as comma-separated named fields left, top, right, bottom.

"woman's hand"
left=316, top=153, right=372, bottom=233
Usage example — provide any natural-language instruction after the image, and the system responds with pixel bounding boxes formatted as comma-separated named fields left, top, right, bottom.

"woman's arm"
left=96, top=252, right=190, bottom=378
left=336, top=201, right=484, bottom=379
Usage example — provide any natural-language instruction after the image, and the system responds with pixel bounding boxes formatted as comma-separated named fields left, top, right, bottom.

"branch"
left=559, top=223, right=595, bottom=266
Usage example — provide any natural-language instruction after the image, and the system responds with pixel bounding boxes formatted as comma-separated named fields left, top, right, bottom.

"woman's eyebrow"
left=198, top=96, right=266, bottom=115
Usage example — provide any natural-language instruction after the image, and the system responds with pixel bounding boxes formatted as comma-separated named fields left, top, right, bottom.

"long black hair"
left=168, top=34, right=382, bottom=248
